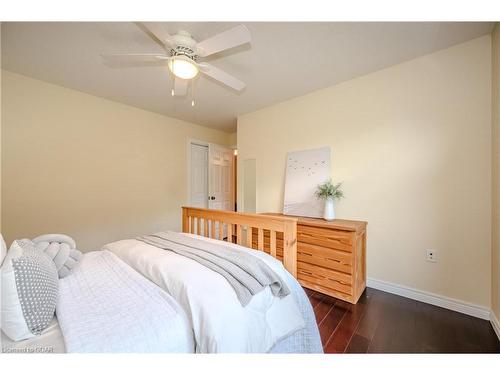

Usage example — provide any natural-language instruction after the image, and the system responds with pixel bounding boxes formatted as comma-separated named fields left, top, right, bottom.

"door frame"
left=186, top=138, right=235, bottom=210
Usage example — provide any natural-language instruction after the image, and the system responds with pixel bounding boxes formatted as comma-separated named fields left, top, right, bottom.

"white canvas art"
left=283, top=147, right=331, bottom=218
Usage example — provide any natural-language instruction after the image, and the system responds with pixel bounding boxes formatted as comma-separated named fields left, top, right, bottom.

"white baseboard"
left=366, top=277, right=491, bottom=320
left=490, top=311, right=500, bottom=341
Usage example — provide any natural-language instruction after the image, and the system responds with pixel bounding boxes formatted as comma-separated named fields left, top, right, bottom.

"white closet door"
left=190, top=144, right=208, bottom=208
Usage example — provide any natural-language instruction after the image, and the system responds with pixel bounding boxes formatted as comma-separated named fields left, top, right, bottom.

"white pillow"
left=0, top=234, right=6, bottom=266
left=1, top=239, right=59, bottom=341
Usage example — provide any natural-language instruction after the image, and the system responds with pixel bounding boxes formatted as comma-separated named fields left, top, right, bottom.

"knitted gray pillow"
left=32, top=234, right=83, bottom=278
left=1, top=239, right=59, bottom=340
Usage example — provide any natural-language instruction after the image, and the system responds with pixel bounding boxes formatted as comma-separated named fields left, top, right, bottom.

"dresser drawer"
left=298, top=261, right=352, bottom=284
left=297, top=242, right=352, bottom=274
left=298, top=225, right=353, bottom=252
left=299, top=279, right=352, bottom=301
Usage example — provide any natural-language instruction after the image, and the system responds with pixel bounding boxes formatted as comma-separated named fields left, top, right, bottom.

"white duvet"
left=56, top=251, right=194, bottom=353
left=104, top=233, right=305, bottom=353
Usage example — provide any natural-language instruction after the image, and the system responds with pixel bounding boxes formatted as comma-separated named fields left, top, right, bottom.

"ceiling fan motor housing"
left=169, top=31, right=199, bottom=61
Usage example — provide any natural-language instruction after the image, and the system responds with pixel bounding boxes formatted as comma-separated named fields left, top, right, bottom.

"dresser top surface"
left=263, top=213, right=367, bottom=232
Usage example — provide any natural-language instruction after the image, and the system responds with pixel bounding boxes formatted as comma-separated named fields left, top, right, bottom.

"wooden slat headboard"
left=182, top=207, right=298, bottom=277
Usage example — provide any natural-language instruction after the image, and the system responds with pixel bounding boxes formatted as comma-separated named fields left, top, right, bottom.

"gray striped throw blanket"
left=137, top=231, right=291, bottom=306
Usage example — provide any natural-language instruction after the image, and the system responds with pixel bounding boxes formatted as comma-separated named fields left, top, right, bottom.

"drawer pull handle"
left=325, top=258, right=341, bottom=264
left=328, top=278, right=350, bottom=286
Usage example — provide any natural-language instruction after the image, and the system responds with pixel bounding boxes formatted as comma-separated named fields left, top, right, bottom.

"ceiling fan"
left=103, top=23, right=251, bottom=102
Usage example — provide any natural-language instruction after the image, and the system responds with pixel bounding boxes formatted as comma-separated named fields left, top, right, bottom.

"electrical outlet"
left=426, top=249, right=437, bottom=263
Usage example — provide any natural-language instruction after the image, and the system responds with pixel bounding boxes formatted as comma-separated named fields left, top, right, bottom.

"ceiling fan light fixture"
left=168, top=55, right=198, bottom=80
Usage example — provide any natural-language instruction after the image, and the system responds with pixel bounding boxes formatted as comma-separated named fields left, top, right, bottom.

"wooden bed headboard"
left=182, top=207, right=298, bottom=277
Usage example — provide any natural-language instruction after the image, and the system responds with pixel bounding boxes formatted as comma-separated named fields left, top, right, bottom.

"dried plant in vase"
left=315, top=180, right=344, bottom=221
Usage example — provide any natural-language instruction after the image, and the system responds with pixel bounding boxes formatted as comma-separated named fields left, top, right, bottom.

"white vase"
left=323, top=198, right=335, bottom=221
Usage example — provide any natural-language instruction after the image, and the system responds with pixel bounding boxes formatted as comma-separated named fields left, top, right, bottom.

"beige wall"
left=242, top=159, right=256, bottom=213
left=1, top=70, right=233, bottom=251
left=238, top=36, right=492, bottom=307
left=492, top=25, right=500, bottom=319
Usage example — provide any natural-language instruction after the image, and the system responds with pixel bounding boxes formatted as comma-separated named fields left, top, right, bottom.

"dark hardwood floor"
left=305, top=287, right=500, bottom=353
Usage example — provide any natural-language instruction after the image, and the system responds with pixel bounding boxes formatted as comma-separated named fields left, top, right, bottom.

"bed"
left=1, top=208, right=322, bottom=353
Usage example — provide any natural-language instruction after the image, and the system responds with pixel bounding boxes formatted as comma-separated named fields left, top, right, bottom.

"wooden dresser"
left=254, top=214, right=367, bottom=304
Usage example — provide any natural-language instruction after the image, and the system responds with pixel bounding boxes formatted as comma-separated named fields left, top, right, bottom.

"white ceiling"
left=1, top=22, right=494, bottom=132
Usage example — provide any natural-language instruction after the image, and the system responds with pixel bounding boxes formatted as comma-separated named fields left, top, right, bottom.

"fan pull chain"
left=170, top=64, right=175, bottom=96
left=191, top=78, right=196, bottom=107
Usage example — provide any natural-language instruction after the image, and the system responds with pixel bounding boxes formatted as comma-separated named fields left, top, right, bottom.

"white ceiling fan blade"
left=199, top=63, right=246, bottom=91
left=173, top=77, right=188, bottom=96
left=196, top=25, right=251, bottom=57
left=141, top=22, right=171, bottom=45
left=101, top=53, right=169, bottom=62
